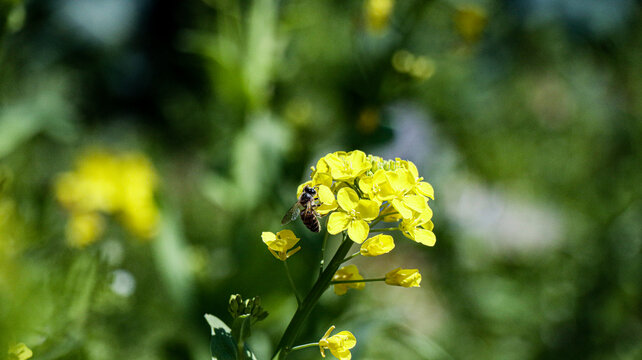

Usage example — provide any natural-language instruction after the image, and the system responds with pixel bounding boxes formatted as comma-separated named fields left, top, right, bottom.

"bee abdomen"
left=301, top=211, right=320, bottom=233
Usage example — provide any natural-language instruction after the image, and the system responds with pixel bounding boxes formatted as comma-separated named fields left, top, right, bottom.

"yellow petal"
left=277, top=229, right=300, bottom=248
left=313, top=172, right=333, bottom=187
left=327, top=212, right=351, bottom=234
left=261, top=232, right=277, bottom=244
left=391, top=199, right=413, bottom=219
left=347, top=219, right=369, bottom=244
left=406, top=160, right=419, bottom=178
left=355, top=199, right=379, bottom=220
left=416, top=181, right=434, bottom=199
left=335, top=331, right=357, bottom=348
left=318, top=185, right=335, bottom=204
left=336, top=188, right=359, bottom=211
left=413, top=228, right=436, bottom=246
left=402, top=195, right=428, bottom=213
left=423, top=220, right=434, bottom=231
left=333, top=283, right=348, bottom=296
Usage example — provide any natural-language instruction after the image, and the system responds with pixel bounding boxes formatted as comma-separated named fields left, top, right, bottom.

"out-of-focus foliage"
left=1, top=0, right=641, bottom=359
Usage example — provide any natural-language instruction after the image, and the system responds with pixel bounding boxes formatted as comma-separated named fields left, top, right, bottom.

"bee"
left=281, top=185, right=321, bottom=232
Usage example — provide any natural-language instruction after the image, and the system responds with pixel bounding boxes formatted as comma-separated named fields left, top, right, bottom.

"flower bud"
left=385, top=268, right=422, bottom=288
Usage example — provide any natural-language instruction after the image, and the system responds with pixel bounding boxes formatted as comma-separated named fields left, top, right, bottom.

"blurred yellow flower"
left=66, top=212, right=105, bottom=248
left=327, top=188, right=379, bottom=244
left=385, top=268, right=422, bottom=287
left=318, top=325, right=356, bottom=360
left=262, top=230, right=301, bottom=261
left=360, top=234, right=395, bottom=256
left=365, top=0, right=394, bottom=33
left=332, top=265, right=365, bottom=295
left=454, top=4, right=488, bottom=44
left=55, top=149, right=160, bottom=246
left=8, top=343, right=32, bottom=360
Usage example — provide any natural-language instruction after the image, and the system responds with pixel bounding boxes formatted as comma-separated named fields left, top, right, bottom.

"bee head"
left=304, top=185, right=317, bottom=195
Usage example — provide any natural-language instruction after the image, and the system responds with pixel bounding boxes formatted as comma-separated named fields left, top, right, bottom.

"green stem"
left=331, top=277, right=386, bottom=284
left=341, top=252, right=360, bottom=264
left=369, top=227, right=399, bottom=232
left=319, top=226, right=329, bottom=276
left=290, top=342, right=319, bottom=352
left=283, top=261, right=302, bottom=306
left=273, top=233, right=354, bottom=360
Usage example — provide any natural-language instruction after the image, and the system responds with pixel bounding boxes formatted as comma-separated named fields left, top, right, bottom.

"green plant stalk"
left=283, top=260, right=302, bottom=305
left=331, top=277, right=386, bottom=284
left=273, top=232, right=353, bottom=359
left=319, top=220, right=330, bottom=276
left=369, top=227, right=399, bottom=232
left=290, top=342, right=319, bottom=351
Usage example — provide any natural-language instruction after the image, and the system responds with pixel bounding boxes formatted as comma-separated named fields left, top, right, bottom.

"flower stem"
left=283, top=260, right=302, bottom=306
left=319, top=226, right=329, bottom=276
left=290, top=342, right=319, bottom=352
left=369, top=227, right=399, bottom=232
left=331, top=277, right=386, bottom=284
left=341, top=252, right=360, bottom=264
left=273, top=233, right=353, bottom=360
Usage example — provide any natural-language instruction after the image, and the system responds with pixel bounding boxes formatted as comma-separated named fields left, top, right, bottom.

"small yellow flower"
left=262, top=230, right=301, bottom=261
left=66, top=212, right=105, bottom=248
left=323, top=151, right=372, bottom=182
left=365, top=0, right=394, bottom=33
left=8, top=343, right=33, bottom=360
left=399, top=208, right=436, bottom=246
left=397, top=159, right=435, bottom=199
left=360, top=234, right=395, bottom=256
left=384, top=168, right=430, bottom=219
left=318, top=325, right=357, bottom=360
left=454, top=4, right=488, bottom=44
left=385, top=268, right=422, bottom=287
left=327, top=188, right=379, bottom=243
left=358, top=169, right=396, bottom=204
left=332, top=265, right=365, bottom=295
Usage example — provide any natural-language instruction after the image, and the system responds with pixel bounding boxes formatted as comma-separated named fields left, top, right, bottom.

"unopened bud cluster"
left=228, top=294, right=269, bottom=324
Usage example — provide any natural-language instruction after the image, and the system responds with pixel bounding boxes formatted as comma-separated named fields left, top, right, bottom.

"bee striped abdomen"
left=301, top=210, right=320, bottom=232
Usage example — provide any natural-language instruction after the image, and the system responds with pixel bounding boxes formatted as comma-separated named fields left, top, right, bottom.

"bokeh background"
left=1, top=0, right=641, bottom=359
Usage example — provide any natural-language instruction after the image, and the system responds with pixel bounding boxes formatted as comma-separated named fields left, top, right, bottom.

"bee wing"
left=281, top=203, right=302, bottom=225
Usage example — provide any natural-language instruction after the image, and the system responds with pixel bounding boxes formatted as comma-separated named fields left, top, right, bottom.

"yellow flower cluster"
left=298, top=150, right=436, bottom=246
left=55, top=149, right=160, bottom=247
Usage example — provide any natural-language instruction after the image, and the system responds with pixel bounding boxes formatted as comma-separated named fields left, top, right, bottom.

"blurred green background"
left=1, top=0, right=641, bottom=359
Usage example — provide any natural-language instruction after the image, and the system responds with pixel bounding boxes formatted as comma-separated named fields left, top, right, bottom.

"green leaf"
left=231, top=314, right=253, bottom=359
left=205, top=314, right=258, bottom=360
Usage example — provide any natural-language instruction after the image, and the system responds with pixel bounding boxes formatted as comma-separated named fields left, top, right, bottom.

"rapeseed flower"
left=318, top=325, right=356, bottom=360
left=262, top=230, right=301, bottom=261
left=385, top=268, right=422, bottom=287
left=327, top=188, right=378, bottom=243
left=65, top=212, right=105, bottom=248
left=55, top=149, right=160, bottom=247
left=332, top=265, right=365, bottom=295
left=323, top=151, right=371, bottom=183
left=360, top=234, right=395, bottom=256
left=399, top=208, right=436, bottom=246
left=365, top=0, right=394, bottom=33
